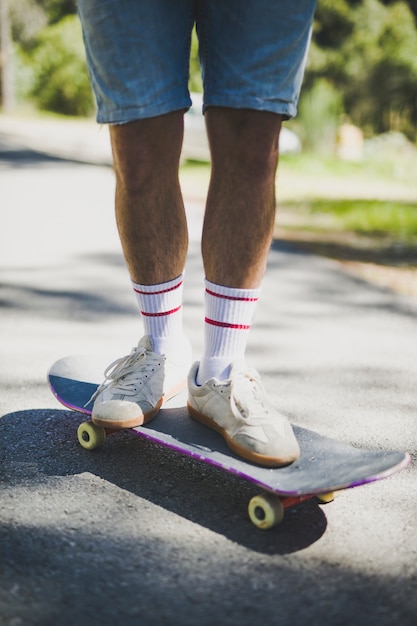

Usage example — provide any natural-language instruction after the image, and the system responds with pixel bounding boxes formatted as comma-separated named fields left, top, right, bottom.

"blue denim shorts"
left=78, top=0, right=317, bottom=124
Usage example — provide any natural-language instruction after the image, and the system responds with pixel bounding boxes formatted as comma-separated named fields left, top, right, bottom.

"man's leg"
left=202, top=107, right=281, bottom=289
left=77, top=0, right=195, bottom=428
left=187, top=0, right=316, bottom=466
left=198, top=107, right=281, bottom=383
left=187, top=107, right=300, bottom=467
left=111, top=112, right=189, bottom=354
left=196, top=107, right=281, bottom=383
left=110, top=111, right=188, bottom=286
left=91, top=112, right=192, bottom=429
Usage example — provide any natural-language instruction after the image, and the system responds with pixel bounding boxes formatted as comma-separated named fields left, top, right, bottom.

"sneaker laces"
left=88, top=346, right=164, bottom=405
left=231, top=369, right=272, bottom=421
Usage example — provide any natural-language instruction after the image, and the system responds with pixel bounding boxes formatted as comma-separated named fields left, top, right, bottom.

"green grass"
left=276, top=149, right=417, bottom=247
left=283, top=198, right=417, bottom=242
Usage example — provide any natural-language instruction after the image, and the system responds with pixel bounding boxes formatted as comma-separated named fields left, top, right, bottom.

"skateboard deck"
left=48, top=355, right=411, bottom=529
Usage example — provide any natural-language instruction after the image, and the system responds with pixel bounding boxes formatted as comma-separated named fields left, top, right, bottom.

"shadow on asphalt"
left=0, top=138, right=106, bottom=169
left=275, top=234, right=417, bottom=267
left=0, top=279, right=135, bottom=321
left=2, top=501, right=414, bottom=626
left=0, top=408, right=328, bottom=555
left=269, top=238, right=417, bottom=319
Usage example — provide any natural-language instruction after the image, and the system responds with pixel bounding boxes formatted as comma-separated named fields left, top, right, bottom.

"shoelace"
left=231, top=369, right=272, bottom=420
left=88, top=346, right=163, bottom=404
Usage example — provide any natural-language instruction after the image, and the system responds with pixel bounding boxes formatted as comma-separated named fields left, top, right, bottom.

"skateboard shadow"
left=0, top=408, right=328, bottom=555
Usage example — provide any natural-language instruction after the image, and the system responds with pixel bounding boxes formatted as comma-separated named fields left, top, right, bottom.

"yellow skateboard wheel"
left=316, top=491, right=335, bottom=504
left=77, top=421, right=106, bottom=450
left=248, top=493, right=284, bottom=530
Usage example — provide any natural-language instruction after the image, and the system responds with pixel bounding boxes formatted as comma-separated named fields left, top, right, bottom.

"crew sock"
left=132, top=274, right=184, bottom=355
left=197, top=279, right=260, bottom=385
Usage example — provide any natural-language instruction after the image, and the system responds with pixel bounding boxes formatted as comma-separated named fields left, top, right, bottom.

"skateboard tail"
left=332, top=452, right=411, bottom=492
left=250, top=451, right=412, bottom=498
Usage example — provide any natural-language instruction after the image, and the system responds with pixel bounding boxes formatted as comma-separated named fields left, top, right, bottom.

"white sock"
left=197, top=279, right=261, bottom=384
left=132, top=274, right=184, bottom=355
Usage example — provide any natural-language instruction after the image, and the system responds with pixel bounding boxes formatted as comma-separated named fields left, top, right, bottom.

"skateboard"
left=48, top=355, right=411, bottom=529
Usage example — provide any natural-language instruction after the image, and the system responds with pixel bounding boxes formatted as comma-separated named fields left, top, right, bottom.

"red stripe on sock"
left=205, top=288, right=258, bottom=302
left=134, top=280, right=183, bottom=296
left=205, top=317, right=250, bottom=330
left=141, top=305, right=182, bottom=318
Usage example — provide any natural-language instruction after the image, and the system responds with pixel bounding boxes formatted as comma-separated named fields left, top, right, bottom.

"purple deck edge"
left=132, top=426, right=411, bottom=497
left=48, top=380, right=91, bottom=416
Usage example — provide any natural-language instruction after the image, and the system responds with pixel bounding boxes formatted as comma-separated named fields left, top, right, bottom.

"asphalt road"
left=1, top=119, right=416, bottom=626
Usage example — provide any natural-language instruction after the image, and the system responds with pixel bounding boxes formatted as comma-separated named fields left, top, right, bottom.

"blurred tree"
left=1, top=0, right=77, bottom=108
left=380, top=0, right=417, bottom=19
left=37, top=0, right=76, bottom=24
left=297, top=78, right=344, bottom=153
left=189, top=26, right=202, bottom=93
left=0, top=0, right=15, bottom=110
left=10, top=0, right=47, bottom=44
left=27, top=15, right=94, bottom=116
left=357, top=1, right=417, bottom=137
left=305, top=0, right=417, bottom=140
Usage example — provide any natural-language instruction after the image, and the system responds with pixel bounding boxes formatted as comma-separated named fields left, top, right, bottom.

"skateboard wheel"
left=77, top=421, right=106, bottom=450
left=248, top=493, right=284, bottom=530
left=316, top=491, right=335, bottom=504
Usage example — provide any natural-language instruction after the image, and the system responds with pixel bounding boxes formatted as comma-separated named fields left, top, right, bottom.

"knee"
left=110, top=113, right=184, bottom=194
left=206, top=108, right=282, bottom=180
left=243, top=133, right=280, bottom=181
left=112, top=148, right=156, bottom=195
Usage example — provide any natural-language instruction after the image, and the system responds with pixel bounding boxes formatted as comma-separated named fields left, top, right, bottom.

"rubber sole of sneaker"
left=92, top=397, right=164, bottom=429
left=187, top=403, right=299, bottom=468
left=91, top=379, right=187, bottom=430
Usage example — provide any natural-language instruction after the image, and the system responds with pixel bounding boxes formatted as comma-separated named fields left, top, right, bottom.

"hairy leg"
left=202, top=108, right=282, bottom=289
left=110, top=111, right=188, bottom=285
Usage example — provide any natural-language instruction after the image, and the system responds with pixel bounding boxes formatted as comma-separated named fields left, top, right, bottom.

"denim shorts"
left=78, top=0, right=317, bottom=124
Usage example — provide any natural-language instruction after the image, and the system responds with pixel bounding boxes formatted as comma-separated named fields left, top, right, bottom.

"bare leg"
left=202, top=108, right=282, bottom=289
left=110, top=111, right=188, bottom=285
left=91, top=112, right=192, bottom=430
left=188, top=107, right=300, bottom=466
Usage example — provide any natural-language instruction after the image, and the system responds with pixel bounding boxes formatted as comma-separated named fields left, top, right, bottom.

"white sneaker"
left=187, top=361, right=300, bottom=467
left=91, top=336, right=191, bottom=429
